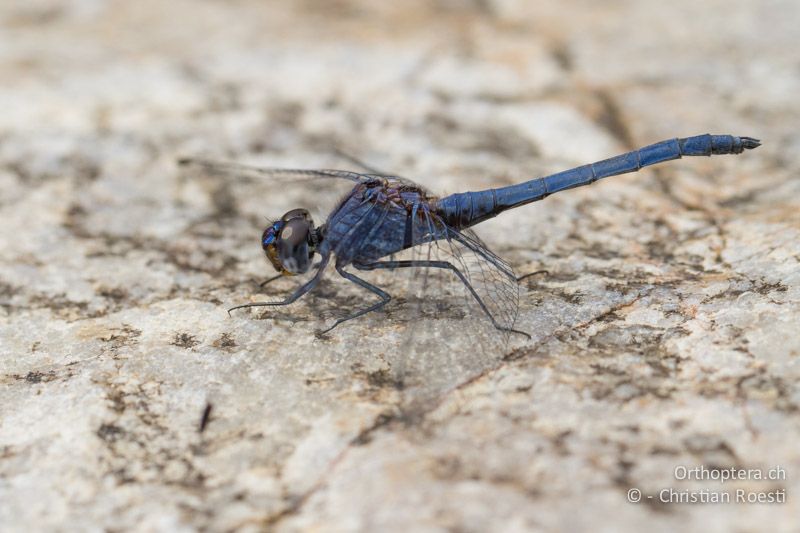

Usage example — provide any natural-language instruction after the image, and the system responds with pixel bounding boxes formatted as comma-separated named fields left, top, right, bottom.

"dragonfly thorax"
left=262, top=208, right=320, bottom=275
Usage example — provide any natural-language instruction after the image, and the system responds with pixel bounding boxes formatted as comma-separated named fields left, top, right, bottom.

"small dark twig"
left=199, top=403, right=213, bottom=433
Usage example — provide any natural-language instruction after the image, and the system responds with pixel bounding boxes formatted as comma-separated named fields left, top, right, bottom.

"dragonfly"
left=181, top=134, right=760, bottom=338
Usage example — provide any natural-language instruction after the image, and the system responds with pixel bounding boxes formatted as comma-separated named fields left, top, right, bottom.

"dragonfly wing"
left=445, top=226, right=521, bottom=333
left=361, top=206, right=522, bottom=409
left=406, top=207, right=521, bottom=335
left=178, top=158, right=373, bottom=183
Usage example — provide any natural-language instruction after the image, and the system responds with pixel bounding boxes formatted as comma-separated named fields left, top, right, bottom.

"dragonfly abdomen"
left=436, top=134, right=760, bottom=229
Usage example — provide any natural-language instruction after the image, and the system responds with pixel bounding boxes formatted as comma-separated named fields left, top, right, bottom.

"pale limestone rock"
left=1, top=1, right=797, bottom=532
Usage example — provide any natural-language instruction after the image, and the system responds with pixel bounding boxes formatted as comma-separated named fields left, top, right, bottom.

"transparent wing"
left=177, top=158, right=372, bottom=183
left=444, top=226, right=521, bottom=334
left=358, top=206, right=522, bottom=410
left=408, top=208, right=520, bottom=336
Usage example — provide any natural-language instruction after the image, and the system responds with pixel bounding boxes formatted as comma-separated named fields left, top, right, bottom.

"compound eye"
left=280, top=218, right=310, bottom=248
left=262, top=224, right=279, bottom=251
left=278, top=218, right=313, bottom=274
left=261, top=221, right=284, bottom=273
left=282, top=208, right=312, bottom=225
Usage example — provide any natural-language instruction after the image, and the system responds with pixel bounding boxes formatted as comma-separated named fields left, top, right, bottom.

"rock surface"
left=1, top=1, right=798, bottom=531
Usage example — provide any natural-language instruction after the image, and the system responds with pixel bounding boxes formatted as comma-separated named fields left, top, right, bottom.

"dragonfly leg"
left=517, top=269, right=549, bottom=282
left=257, top=261, right=324, bottom=288
left=355, top=260, right=531, bottom=339
left=229, top=256, right=330, bottom=315
left=316, top=263, right=391, bottom=336
left=258, top=273, right=283, bottom=288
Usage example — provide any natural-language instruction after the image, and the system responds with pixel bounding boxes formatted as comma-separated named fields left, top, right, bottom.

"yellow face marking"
left=282, top=226, right=294, bottom=240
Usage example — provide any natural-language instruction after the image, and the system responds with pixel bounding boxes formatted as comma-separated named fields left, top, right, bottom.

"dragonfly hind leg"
left=517, top=269, right=549, bottom=282
left=316, top=263, right=391, bottom=336
left=355, top=260, right=531, bottom=339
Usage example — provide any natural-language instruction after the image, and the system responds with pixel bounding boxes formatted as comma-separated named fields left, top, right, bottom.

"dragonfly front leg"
left=258, top=261, right=324, bottom=288
left=316, top=263, right=391, bottom=336
left=229, top=255, right=330, bottom=315
left=258, top=273, right=283, bottom=288
left=355, top=260, right=531, bottom=339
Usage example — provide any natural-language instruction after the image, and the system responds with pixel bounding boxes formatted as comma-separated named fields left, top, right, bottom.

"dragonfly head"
left=262, top=209, right=318, bottom=275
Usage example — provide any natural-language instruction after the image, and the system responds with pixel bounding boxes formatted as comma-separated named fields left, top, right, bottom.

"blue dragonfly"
left=182, top=134, right=760, bottom=338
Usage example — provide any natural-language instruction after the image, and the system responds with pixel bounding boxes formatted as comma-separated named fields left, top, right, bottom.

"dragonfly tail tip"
left=740, top=137, right=761, bottom=150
